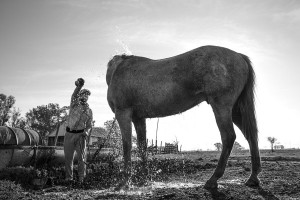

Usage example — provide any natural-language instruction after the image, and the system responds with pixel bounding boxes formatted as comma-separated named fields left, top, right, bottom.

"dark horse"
left=106, top=45, right=261, bottom=189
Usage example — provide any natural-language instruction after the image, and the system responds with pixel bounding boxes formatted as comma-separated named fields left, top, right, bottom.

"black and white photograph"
left=0, top=0, right=300, bottom=199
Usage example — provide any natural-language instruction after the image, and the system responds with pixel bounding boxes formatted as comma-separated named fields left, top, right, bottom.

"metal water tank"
left=0, top=126, right=41, bottom=169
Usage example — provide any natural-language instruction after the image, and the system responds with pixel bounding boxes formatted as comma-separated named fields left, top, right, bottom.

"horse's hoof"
left=245, top=177, right=260, bottom=188
left=204, top=181, right=218, bottom=190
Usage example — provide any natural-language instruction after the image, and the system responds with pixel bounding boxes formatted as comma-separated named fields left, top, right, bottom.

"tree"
left=6, top=107, right=27, bottom=128
left=214, top=143, right=222, bottom=151
left=0, top=94, right=16, bottom=126
left=267, top=137, right=277, bottom=152
left=232, top=141, right=244, bottom=152
left=26, top=103, right=68, bottom=143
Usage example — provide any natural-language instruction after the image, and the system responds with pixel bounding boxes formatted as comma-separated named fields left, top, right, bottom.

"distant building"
left=274, top=145, right=284, bottom=150
left=47, top=122, right=106, bottom=146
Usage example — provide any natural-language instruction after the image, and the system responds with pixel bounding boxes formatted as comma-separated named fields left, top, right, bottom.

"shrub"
left=0, top=166, right=48, bottom=189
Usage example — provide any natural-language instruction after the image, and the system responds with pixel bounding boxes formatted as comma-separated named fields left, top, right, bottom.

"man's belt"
left=66, top=126, right=84, bottom=133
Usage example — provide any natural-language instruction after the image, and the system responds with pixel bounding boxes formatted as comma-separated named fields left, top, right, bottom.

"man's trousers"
left=64, top=131, right=87, bottom=181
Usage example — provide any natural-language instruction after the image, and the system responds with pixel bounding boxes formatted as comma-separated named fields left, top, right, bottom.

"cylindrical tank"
left=0, top=126, right=112, bottom=169
left=0, top=126, right=41, bottom=169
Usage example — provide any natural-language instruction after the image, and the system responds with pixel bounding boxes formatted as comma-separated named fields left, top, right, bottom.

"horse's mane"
left=109, top=54, right=134, bottom=63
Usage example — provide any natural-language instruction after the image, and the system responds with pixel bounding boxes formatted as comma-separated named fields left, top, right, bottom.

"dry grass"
left=1, top=148, right=299, bottom=199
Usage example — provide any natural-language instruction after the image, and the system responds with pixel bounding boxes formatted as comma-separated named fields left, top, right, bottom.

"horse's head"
left=106, top=54, right=133, bottom=85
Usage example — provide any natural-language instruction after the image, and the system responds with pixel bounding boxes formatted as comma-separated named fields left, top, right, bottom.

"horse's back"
left=152, top=45, right=249, bottom=97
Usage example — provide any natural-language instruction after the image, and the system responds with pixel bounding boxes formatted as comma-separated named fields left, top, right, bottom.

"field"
left=1, top=149, right=299, bottom=200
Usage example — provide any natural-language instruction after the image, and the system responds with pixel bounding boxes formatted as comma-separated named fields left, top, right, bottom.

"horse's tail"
left=233, top=54, right=258, bottom=141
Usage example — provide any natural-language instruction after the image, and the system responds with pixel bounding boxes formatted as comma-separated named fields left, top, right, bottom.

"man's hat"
left=79, top=89, right=91, bottom=96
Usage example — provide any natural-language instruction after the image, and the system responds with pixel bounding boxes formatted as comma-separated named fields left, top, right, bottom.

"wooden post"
left=160, top=141, right=162, bottom=154
left=146, top=139, right=148, bottom=151
left=54, top=123, right=60, bottom=146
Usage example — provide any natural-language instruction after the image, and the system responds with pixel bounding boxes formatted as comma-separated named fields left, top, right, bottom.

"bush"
left=0, top=180, right=24, bottom=200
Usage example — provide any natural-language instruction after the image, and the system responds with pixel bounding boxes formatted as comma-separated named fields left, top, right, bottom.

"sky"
left=0, top=0, right=300, bottom=151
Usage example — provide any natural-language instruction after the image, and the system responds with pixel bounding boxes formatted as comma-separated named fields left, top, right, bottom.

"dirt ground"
left=1, top=149, right=299, bottom=200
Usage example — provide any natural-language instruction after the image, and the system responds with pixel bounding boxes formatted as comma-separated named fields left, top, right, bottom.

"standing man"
left=64, top=78, right=93, bottom=184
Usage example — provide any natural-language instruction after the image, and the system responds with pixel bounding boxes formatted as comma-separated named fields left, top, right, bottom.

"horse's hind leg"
left=204, top=104, right=236, bottom=189
left=232, top=111, right=261, bottom=187
left=115, top=108, right=133, bottom=188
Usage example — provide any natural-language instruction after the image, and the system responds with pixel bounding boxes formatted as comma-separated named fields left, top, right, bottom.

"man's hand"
left=75, top=78, right=85, bottom=87
left=80, top=131, right=88, bottom=139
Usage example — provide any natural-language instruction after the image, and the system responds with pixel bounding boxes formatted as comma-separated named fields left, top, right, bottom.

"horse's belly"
left=133, top=84, right=206, bottom=118
left=135, top=98, right=205, bottom=118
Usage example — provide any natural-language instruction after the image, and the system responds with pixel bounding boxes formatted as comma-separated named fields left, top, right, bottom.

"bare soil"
left=1, top=149, right=299, bottom=200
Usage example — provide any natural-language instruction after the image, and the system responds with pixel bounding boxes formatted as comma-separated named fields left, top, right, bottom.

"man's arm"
left=70, top=78, right=84, bottom=107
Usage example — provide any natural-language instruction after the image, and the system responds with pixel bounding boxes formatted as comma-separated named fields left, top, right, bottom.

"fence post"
left=151, top=139, right=153, bottom=155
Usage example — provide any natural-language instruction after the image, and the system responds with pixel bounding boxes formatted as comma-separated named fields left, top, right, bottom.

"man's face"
left=79, top=93, right=89, bottom=103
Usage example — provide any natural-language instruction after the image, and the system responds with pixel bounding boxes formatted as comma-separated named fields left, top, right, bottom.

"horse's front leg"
left=204, top=105, right=236, bottom=189
left=132, top=116, right=148, bottom=184
left=115, top=108, right=133, bottom=189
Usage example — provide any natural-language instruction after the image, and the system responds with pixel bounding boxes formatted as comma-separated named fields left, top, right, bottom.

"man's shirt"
left=67, top=87, right=93, bottom=131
